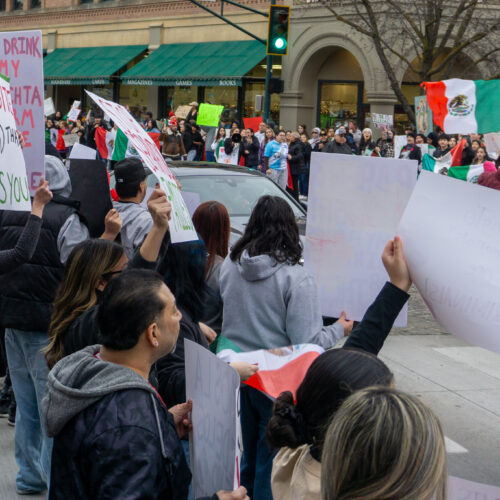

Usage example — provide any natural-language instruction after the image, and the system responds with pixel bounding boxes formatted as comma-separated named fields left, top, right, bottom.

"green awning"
left=44, top=45, right=148, bottom=85
left=121, top=40, right=266, bottom=87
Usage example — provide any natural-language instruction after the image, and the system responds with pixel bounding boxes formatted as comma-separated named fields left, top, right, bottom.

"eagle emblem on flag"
left=448, top=94, right=474, bottom=117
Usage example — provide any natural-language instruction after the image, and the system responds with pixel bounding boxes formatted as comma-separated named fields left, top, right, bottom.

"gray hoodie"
left=219, top=251, right=344, bottom=351
left=45, top=155, right=89, bottom=264
left=113, top=200, right=153, bottom=260
left=41, top=345, right=158, bottom=437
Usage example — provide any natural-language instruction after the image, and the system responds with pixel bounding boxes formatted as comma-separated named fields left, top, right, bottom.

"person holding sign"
left=41, top=269, right=249, bottom=500
left=0, top=179, right=52, bottom=274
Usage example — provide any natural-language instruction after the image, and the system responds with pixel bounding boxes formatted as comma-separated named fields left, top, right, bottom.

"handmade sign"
left=174, top=105, right=192, bottom=120
left=448, top=476, right=500, bottom=499
left=371, top=113, right=393, bottom=129
left=0, top=30, right=45, bottom=193
left=63, top=133, right=79, bottom=148
left=185, top=340, right=241, bottom=499
left=0, top=76, right=31, bottom=211
left=86, top=90, right=198, bottom=243
left=44, top=97, right=55, bottom=117
left=305, top=153, right=417, bottom=325
left=398, top=172, right=500, bottom=354
left=67, top=107, right=80, bottom=123
left=197, top=103, right=224, bottom=127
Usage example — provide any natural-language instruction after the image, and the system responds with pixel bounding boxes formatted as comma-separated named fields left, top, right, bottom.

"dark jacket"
left=182, top=127, right=194, bottom=152
left=240, top=136, right=260, bottom=167
left=344, top=281, right=409, bottom=355
left=0, top=196, right=80, bottom=331
left=86, top=123, right=108, bottom=151
left=159, top=130, right=186, bottom=157
left=157, top=307, right=209, bottom=408
left=302, top=141, right=312, bottom=166
left=41, top=346, right=203, bottom=500
left=433, top=146, right=451, bottom=159
left=322, top=140, right=352, bottom=155
left=400, top=144, right=422, bottom=163
left=288, top=140, right=307, bottom=176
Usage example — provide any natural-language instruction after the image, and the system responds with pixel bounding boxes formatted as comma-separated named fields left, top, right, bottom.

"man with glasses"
left=323, top=126, right=353, bottom=155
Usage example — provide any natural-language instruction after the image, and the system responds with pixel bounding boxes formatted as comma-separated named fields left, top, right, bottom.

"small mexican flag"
left=422, top=78, right=500, bottom=134
left=111, top=129, right=162, bottom=162
left=447, top=164, right=496, bottom=183
left=421, top=138, right=467, bottom=173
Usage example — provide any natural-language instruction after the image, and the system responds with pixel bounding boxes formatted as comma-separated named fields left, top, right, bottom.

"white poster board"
left=0, top=77, right=31, bottom=211
left=398, top=172, right=500, bottom=353
left=371, top=113, right=393, bottom=129
left=67, top=107, right=80, bottom=122
left=63, top=133, right=79, bottom=147
left=69, top=143, right=97, bottom=160
left=0, top=30, right=44, bottom=194
left=185, top=339, right=241, bottom=499
left=448, top=476, right=500, bottom=499
left=86, top=90, right=198, bottom=243
left=394, top=135, right=406, bottom=158
left=305, top=153, right=417, bottom=325
left=44, top=97, right=55, bottom=117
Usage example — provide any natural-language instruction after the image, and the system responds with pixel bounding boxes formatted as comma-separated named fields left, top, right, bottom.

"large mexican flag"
left=95, top=127, right=161, bottom=160
left=422, top=79, right=500, bottom=134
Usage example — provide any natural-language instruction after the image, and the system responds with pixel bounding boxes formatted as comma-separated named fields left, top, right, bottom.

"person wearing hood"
left=218, top=196, right=353, bottom=500
left=0, top=155, right=120, bottom=495
left=41, top=269, right=249, bottom=500
left=308, top=127, right=321, bottom=148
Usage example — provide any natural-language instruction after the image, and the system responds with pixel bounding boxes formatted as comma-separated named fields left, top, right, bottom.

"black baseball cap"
left=114, top=158, right=151, bottom=186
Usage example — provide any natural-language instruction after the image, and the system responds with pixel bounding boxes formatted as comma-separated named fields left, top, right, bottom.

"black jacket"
left=182, top=128, right=194, bottom=152
left=157, top=308, right=209, bottom=408
left=400, top=144, right=422, bottom=163
left=0, top=196, right=81, bottom=331
left=302, top=141, right=312, bottom=165
left=240, top=136, right=260, bottom=167
left=323, top=140, right=352, bottom=155
left=85, top=123, right=108, bottom=151
left=288, top=140, right=307, bottom=175
left=433, top=146, right=451, bottom=159
left=344, top=282, right=409, bottom=355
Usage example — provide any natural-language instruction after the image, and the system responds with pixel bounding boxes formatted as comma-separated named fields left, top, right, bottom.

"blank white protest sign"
left=305, top=153, right=418, bottom=326
left=398, top=172, right=500, bottom=354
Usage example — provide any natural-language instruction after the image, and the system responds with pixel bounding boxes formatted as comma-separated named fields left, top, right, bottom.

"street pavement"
left=0, top=287, right=499, bottom=498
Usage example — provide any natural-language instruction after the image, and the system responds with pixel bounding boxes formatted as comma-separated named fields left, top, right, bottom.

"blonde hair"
left=321, top=386, right=447, bottom=500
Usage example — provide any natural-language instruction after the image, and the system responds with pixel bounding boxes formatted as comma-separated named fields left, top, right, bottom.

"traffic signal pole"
left=264, top=54, right=272, bottom=121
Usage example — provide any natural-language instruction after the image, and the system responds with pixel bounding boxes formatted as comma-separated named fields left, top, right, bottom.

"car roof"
left=166, top=161, right=265, bottom=177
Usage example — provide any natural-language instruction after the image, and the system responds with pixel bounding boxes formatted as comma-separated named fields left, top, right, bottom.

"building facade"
left=0, top=0, right=493, bottom=130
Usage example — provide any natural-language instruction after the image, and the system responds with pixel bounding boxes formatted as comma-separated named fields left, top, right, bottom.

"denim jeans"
left=5, top=328, right=52, bottom=493
left=299, top=168, right=310, bottom=196
left=240, top=386, right=275, bottom=500
left=205, top=151, right=216, bottom=163
left=187, top=149, right=197, bottom=161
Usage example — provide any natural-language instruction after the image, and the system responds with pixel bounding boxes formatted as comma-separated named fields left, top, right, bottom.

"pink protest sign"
left=0, top=30, right=44, bottom=194
left=86, top=90, right=198, bottom=244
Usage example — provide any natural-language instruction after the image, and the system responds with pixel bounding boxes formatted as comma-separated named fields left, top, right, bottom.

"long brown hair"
left=192, top=201, right=230, bottom=277
left=45, top=239, right=125, bottom=369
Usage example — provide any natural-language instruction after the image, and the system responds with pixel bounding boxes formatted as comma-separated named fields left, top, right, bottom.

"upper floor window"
left=13, top=0, right=23, bottom=9
left=80, top=0, right=93, bottom=4
left=31, top=0, right=41, bottom=8
left=0, top=0, right=6, bottom=11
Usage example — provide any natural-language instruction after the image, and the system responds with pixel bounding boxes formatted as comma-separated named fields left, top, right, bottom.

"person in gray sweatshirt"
left=219, top=195, right=352, bottom=500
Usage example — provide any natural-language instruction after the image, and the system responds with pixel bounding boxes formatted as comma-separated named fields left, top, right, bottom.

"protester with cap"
left=159, top=118, right=187, bottom=161
left=0, top=155, right=120, bottom=495
left=112, top=157, right=166, bottom=260
left=322, top=127, right=352, bottom=155
left=186, top=101, right=199, bottom=123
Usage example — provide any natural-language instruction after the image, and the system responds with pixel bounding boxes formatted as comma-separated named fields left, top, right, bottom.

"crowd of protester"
left=2, top=100, right=498, bottom=498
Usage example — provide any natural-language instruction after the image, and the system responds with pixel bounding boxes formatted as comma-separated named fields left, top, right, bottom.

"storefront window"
left=13, top=0, right=23, bottom=9
left=0, top=0, right=7, bottom=10
left=204, top=86, right=238, bottom=109
left=30, top=0, right=40, bottom=8
left=318, top=82, right=361, bottom=129
left=120, top=84, right=149, bottom=121
left=393, top=83, right=422, bottom=132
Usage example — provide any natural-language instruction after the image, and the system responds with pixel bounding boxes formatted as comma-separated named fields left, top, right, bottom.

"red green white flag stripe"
left=422, top=79, right=500, bottom=134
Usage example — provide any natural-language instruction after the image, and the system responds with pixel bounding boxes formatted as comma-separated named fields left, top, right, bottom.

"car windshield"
left=173, top=174, right=305, bottom=218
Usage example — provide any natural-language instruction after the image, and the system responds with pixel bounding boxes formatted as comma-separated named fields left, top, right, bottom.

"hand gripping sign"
left=86, top=90, right=198, bottom=244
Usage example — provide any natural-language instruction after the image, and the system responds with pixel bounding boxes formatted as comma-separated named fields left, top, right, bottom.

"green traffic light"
left=274, top=37, right=286, bottom=49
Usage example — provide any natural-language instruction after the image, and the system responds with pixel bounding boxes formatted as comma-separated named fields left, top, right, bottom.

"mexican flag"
left=422, top=78, right=500, bottom=134
left=217, top=337, right=324, bottom=400
left=447, top=164, right=495, bottom=183
left=421, top=138, right=467, bottom=173
left=94, top=127, right=116, bottom=159
left=95, top=127, right=162, bottom=161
